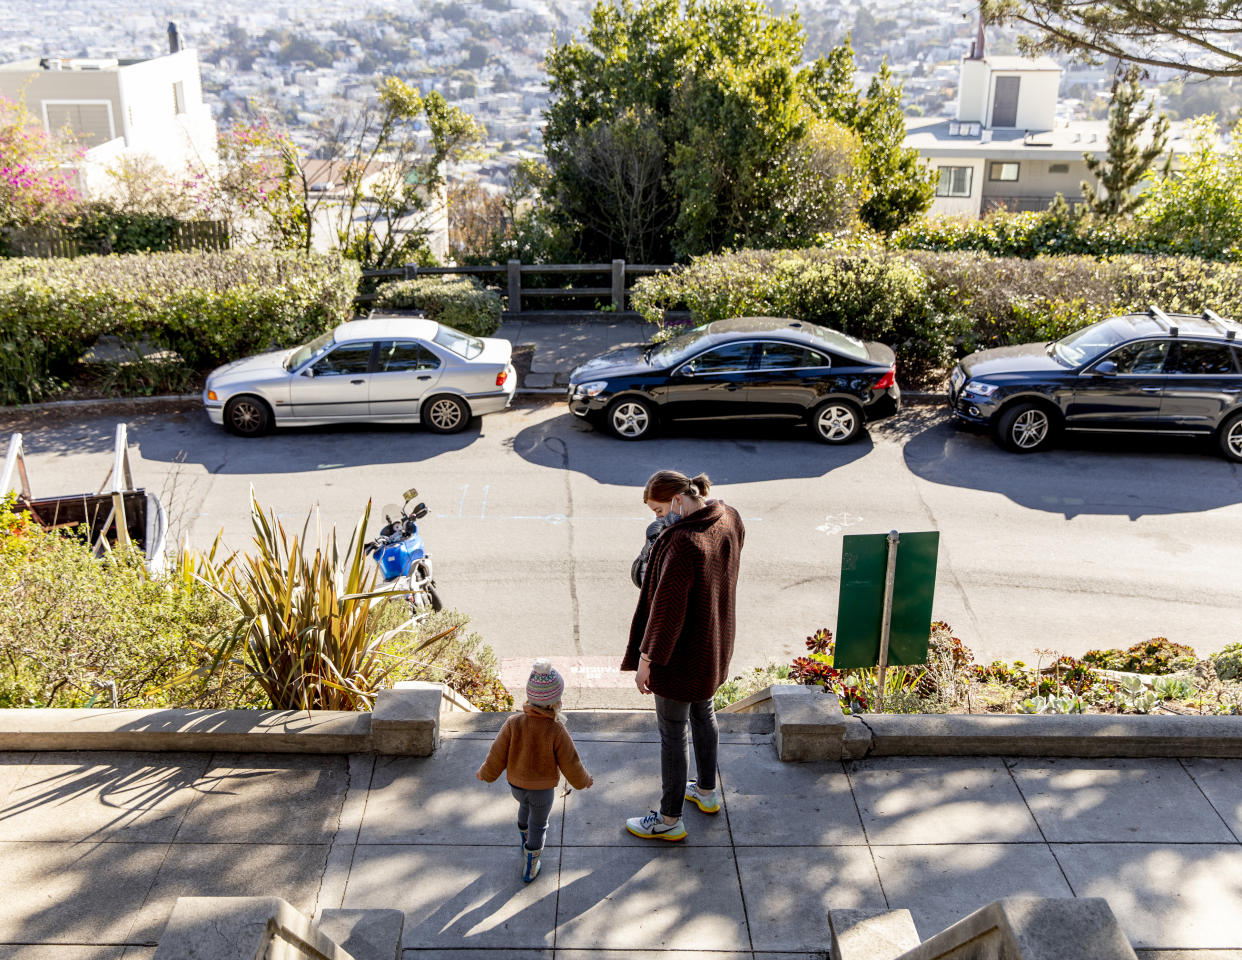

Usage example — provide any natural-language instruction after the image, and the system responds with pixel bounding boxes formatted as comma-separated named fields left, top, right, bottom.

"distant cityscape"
left=1, top=0, right=1235, bottom=195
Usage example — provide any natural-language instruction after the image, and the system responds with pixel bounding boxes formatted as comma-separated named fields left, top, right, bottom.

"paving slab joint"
left=771, top=684, right=846, bottom=761
left=372, top=681, right=443, bottom=756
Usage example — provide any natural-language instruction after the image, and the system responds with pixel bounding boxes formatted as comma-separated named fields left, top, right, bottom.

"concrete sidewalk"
left=498, top=317, right=658, bottom=390
left=0, top=721, right=1239, bottom=960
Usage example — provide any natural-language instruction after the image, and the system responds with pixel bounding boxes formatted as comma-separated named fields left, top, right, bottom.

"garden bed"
left=716, top=625, right=1242, bottom=719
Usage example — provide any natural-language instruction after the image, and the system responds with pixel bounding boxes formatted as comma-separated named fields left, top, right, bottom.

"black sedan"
left=566, top=317, right=899, bottom=442
left=949, top=306, right=1242, bottom=461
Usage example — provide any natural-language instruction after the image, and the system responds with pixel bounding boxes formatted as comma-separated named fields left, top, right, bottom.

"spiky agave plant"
left=201, top=492, right=451, bottom=711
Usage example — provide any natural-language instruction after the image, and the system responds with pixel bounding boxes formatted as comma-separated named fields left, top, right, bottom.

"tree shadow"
left=508, top=410, right=877, bottom=486
left=902, top=415, right=1242, bottom=518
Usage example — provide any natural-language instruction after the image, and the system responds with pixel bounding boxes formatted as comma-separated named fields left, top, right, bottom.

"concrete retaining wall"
left=733, top=686, right=1242, bottom=761
left=0, top=682, right=1239, bottom=759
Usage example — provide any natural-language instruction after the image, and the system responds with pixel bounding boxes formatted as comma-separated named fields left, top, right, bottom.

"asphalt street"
left=7, top=398, right=1242, bottom=703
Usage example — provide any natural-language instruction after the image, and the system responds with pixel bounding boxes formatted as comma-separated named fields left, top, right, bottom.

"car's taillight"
left=874, top=365, right=896, bottom=390
left=496, top=368, right=509, bottom=387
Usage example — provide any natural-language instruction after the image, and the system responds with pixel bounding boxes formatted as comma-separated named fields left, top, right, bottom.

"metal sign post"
left=875, top=531, right=900, bottom=713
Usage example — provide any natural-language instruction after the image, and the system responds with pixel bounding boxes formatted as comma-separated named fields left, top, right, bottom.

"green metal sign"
left=833, top=531, right=940, bottom=669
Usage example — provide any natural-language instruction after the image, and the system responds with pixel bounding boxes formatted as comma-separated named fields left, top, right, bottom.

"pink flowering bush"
left=0, top=96, right=79, bottom=229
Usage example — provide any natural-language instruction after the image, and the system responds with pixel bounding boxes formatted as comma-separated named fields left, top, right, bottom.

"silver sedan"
left=202, top=316, right=516, bottom=437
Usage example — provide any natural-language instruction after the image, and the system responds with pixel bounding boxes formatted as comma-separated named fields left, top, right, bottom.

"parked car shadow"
left=508, top=410, right=874, bottom=484
left=8, top=408, right=484, bottom=475
left=902, top=411, right=1242, bottom=518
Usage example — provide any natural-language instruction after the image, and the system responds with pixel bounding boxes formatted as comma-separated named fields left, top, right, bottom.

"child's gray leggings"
left=510, top=785, right=555, bottom=850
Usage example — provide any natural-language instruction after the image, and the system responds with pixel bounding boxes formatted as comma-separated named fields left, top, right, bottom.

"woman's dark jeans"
left=654, top=694, right=718, bottom=820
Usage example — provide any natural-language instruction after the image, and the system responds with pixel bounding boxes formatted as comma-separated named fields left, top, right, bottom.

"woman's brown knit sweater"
left=621, top=499, right=745, bottom=703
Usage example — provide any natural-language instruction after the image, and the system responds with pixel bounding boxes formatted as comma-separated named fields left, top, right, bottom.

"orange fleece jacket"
left=477, top=704, right=592, bottom=790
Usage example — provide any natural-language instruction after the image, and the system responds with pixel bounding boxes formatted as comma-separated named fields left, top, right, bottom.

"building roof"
left=904, top=116, right=1208, bottom=161
left=975, top=54, right=1062, bottom=72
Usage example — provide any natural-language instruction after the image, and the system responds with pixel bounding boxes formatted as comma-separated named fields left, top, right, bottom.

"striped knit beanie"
left=526, top=658, right=564, bottom=706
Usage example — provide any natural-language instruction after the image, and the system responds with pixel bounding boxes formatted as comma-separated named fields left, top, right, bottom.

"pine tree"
left=1081, top=65, right=1171, bottom=217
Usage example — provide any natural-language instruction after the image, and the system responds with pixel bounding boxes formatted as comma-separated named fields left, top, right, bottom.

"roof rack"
left=1203, top=308, right=1237, bottom=340
left=1147, top=304, right=1177, bottom=337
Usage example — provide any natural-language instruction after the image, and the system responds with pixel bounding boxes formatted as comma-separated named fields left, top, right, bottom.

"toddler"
left=476, top=659, right=593, bottom=882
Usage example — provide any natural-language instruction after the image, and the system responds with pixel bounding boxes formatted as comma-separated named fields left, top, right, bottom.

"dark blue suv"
left=949, top=306, right=1242, bottom=461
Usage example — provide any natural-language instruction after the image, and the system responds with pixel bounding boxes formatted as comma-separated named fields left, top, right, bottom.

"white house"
left=904, top=51, right=1203, bottom=217
left=0, top=31, right=218, bottom=198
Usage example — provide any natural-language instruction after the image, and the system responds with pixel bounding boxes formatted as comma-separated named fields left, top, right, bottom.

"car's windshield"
left=432, top=323, right=484, bottom=359
left=648, top=325, right=715, bottom=366
left=285, top=330, right=335, bottom=370
left=1054, top=316, right=1164, bottom=366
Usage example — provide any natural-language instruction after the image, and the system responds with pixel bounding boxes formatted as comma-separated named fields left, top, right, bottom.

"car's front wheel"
left=422, top=394, right=471, bottom=434
left=1217, top=410, right=1242, bottom=462
left=605, top=396, right=656, bottom=440
left=810, top=400, right=863, bottom=444
left=223, top=395, right=272, bottom=437
left=995, top=401, right=1057, bottom=453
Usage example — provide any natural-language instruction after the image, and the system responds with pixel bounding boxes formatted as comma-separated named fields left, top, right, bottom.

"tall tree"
left=542, top=0, right=929, bottom=261
left=1082, top=65, right=1171, bottom=217
left=982, top=0, right=1242, bottom=78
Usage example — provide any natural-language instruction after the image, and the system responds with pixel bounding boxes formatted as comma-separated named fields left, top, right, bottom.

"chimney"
left=168, top=21, right=180, bottom=54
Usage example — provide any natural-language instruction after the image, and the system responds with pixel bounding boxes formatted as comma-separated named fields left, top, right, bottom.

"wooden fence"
left=359, top=259, right=674, bottom=313
left=3, top=219, right=230, bottom=258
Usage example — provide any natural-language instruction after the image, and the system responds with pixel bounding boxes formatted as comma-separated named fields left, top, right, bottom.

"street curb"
left=1, top=393, right=201, bottom=415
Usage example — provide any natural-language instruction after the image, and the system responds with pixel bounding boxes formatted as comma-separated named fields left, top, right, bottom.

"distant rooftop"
left=905, top=116, right=1206, bottom=160
left=0, top=56, right=149, bottom=71
left=972, top=54, right=1062, bottom=72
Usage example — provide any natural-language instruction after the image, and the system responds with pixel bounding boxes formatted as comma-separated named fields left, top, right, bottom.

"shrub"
left=1082, top=638, right=1198, bottom=674
left=373, top=275, right=503, bottom=337
left=0, top=495, right=246, bottom=708
left=631, top=248, right=961, bottom=379
left=1210, top=643, right=1242, bottom=682
left=632, top=246, right=1242, bottom=386
left=0, top=250, right=360, bottom=404
left=367, top=605, right=513, bottom=711
left=713, top=662, right=794, bottom=710
left=892, top=197, right=1242, bottom=263
left=892, top=206, right=1149, bottom=260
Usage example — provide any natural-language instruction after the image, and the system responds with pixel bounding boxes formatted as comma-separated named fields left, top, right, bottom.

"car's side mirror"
left=1094, top=360, right=1118, bottom=376
left=301, top=367, right=315, bottom=377
left=677, top=366, right=696, bottom=378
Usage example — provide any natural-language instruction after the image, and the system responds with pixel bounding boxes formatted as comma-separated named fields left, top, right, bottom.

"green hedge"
left=892, top=208, right=1242, bottom=262
left=631, top=247, right=1242, bottom=384
left=0, top=250, right=360, bottom=404
left=373, top=276, right=503, bottom=337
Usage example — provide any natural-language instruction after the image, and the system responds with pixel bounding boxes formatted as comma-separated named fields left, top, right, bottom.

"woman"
left=620, top=469, right=745, bottom=841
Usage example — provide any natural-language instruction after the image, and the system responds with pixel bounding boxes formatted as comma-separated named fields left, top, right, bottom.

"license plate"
left=950, top=367, right=966, bottom=393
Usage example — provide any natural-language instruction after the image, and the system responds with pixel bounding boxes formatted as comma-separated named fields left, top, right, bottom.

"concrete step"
left=441, top=708, right=775, bottom=742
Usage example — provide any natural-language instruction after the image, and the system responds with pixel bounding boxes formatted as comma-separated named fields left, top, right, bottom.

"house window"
left=988, top=162, right=1019, bottom=182
left=936, top=166, right=973, bottom=198
left=172, top=81, right=186, bottom=115
left=1049, top=162, right=1070, bottom=174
